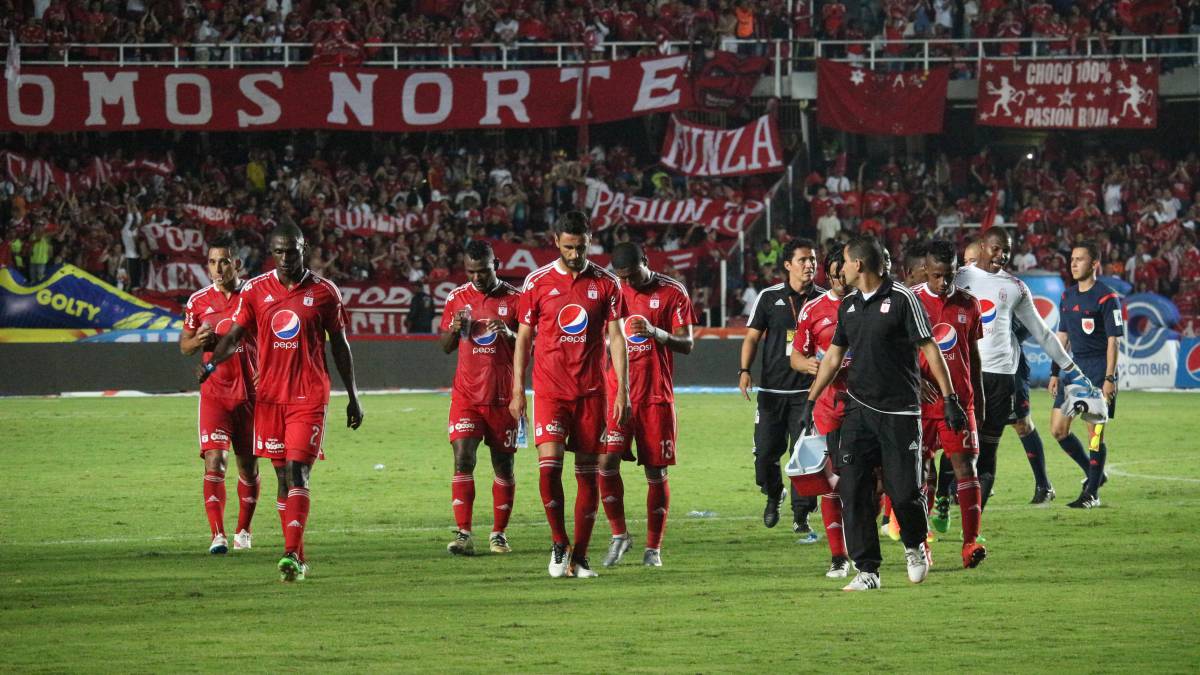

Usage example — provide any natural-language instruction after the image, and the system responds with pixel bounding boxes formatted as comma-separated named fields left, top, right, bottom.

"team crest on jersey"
left=957, top=313, right=966, bottom=324
left=999, top=289, right=1008, bottom=302
left=1082, top=318, right=1095, bottom=334
left=588, top=289, right=598, bottom=300
left=880, top=299, right=891, bottom=314
left=303, top=295, right=314, bottom=307
left=498, top=305, right=508, bottom=317
left=650, top=296, right=661, bottom=309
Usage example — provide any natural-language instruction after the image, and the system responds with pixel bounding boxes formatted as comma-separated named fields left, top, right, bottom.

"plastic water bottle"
left=515, top=416, right=528, bottom=448
left=458, top=306, right=472, bottom=339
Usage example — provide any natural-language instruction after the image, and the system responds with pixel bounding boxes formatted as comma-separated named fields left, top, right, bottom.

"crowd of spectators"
left=733, top=137, right=1200, bottom=323
left=0, top=131, right=773, bottom=326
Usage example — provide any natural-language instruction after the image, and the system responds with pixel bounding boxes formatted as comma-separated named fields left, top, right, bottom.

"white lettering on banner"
left=978, top=59, right=1157, bottom=130
left=82, top=72, right=141, bottom=126
left=1117, top=340, right=1179, bottom=390
left=634, top=55, right=688, bottom=112
left=502, top=248, right=540, bottom=277
left=142, top=223, right=205, bottom=256
left=7, top=75, right=55, bottom=127
left=164, top=74, right=213, bottom=125
left=661, top=114, right=782, bottom=177
left=747, top=116, right=779, bottom=170
left=327, top=72, right=377, bottom=126
left=237, top=72, right=284, bottom=127
left=401, top=73, right=453, bottom=126
left=479, top=71, right=532, bottom=125
left=560, top=66, right=613, bottom=120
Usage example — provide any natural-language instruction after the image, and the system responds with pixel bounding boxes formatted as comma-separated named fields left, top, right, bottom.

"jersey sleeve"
left=517, top=281, right=538, bottom=326
left=439, top=292, right=458, bottom=333
left=1013, top=279, right=1074, bottom=369
left=901, top=289, right=933, bottom=344
left=321, top=287, right=348, bottom=334
left=1100, top=291, right=1124, bottom=338
left=607, top=279, right=625, bottom=322
left=231, top=288, right=256, bottom=329
left=184, top=296, right=201, bottom=331
left=794, top=306, right=813, bottom=355
left=670, top=285, right=698, bottom=329
left=831, top=302, right=849, bottom=348
left=747, top=289, right=770, bottom=331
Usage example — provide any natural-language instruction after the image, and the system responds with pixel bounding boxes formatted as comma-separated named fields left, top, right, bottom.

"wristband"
left=1104, top=375, right=1117, bottom=383
left=1050, top=363, right=1060, bottom=377
left=202, top=362, right=216, bottom=375
left=738, top=368, right=751, bottom=375
left=649, top=325, right=670, bottom=343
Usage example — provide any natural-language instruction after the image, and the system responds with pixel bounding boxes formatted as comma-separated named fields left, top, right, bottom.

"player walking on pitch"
left=954, top=228, right=1091, bottom=510
left=1048, top=241, right=1122, bottom=508
left=914, top=240, right=988, bottom=568
left=439, top=240, right=522, bottom=555
left=598, top=243, right=697, bottom=569
left=790, top=249, right=853, bottom=578
left=181, top=235, right=260, bottom=554
left=200, top=224, right=364, bottom=582
left=510, top=211, right=629, bottom=578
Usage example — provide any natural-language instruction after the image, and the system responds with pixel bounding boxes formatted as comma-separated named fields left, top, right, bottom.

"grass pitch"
left=1, top=391, right=1198, bottom=673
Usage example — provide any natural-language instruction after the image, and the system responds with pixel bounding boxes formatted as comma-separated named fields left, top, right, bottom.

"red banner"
left=688, top=51, right=769, bottom=114
left=182, top=204, right=234, bottom=229
left=340, top=279, right=462, bottom=336
left=328, top=209, right=429, bottom=236
left=976, top=59, right=1158, bottom=129
left=141, top=222, right=205, bottom=260
left=659, top=114, right=783, bottom=177
left=590, top=190, right=763, bottom=236
left=816, top=60, right=949, bottom=136
left=1, top=56, right=694, bottom=132
left=144, top=260, right=208, bottom=293
left=490, top=241, right=703, bottom=281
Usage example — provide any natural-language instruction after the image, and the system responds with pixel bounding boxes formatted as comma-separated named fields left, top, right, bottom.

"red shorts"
left=198, top=396, right=254, bottom=457
left=448, top=399, right=519, bottom=453
left=921, top=413, right=980, bottom=458
left=254, top=401, right=328, bottom=464
left=813, top=392, right=847, bottom=436
left=602, top=401, right=677, bottom=466
left=533, top=394, right=606, bottom=454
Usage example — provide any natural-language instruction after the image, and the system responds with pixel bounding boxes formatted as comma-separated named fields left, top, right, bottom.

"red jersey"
left=792, top=290, right=850, bottom=406
left=604, top=273, right=697, bottom=405
left=185, top=282, right=258, bottom=402
left=518, top=260, right=625, bottom=400
left=232, top=270, right=348, bottom=406
left=915, top=283, right=982, bottom=419
left=439, top=281, right=522, bottom=406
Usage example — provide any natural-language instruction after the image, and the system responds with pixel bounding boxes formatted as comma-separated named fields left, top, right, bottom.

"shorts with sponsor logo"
left=254, top=401, right=328, bottom=463
left=198, top=396, right=254, bottom=456
left=448, top=399, right=519, bottom=453
left=602, top=402, right=677, bottom=466
left=921, top=412, right=979, bottom=457
left=533, top=394, right=606, bottom=454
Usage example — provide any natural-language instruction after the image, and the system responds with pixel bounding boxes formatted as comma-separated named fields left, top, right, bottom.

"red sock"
left=820, top=492, right=847, bottom=558
left=958, top=478, right=982, bottom=545
left=880, top=493, right=892, bottom=518
left=203, top=471, right=225, bottom=536
left=451, top=472, right=475, bottom=532
left=573, top=465, right=599, bottom=558
left=283, top=487, right=310, bottom=554
left=598, top=468, right=627, bottom=537
left=235, top=474, right=260, bottom=533
left=276, top=499, right=287, bottom=535
left=538, top=459, right=568, bottom=545
left=492, top=476, right=515, bottom=533
left=646, top=474, right=670, bottom=550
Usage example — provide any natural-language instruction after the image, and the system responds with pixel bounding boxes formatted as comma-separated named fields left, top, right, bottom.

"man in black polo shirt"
left=804, top=235, right=967, bottom=591
left=739, top=239, right=825, bottom=534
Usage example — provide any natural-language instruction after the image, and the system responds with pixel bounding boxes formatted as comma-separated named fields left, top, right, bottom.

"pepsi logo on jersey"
left=271, top=309, right=301, bottom=349
left=622, top=314, right=653, bottom=352
left=979, top=299, right=997, bottom=325
left=933, top=322, right=958, bottom=355
left=557, top=304, right=589, bottom=342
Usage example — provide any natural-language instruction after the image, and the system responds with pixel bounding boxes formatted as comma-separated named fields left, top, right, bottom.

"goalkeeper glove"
left=943, top=393, right=967, bottom=432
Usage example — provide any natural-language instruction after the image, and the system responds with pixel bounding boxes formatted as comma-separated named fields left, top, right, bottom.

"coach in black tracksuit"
left=739, top=239, right=824, bottom=530
left=803, top=236, right=966, bottom=588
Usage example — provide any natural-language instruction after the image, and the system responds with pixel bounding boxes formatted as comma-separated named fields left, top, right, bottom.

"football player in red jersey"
left=790, top=248, right=853, bottom=578
left=915, top=240, right=987, bottom=568
left=510, top=211, right=629, bottom=579
left=597, top=243, right=696, bottom=569
left=181, top=235, right=259, bottom=555
left=200, top=224, right=364, bottom=582
left=439, top=240, right=522, bottom=557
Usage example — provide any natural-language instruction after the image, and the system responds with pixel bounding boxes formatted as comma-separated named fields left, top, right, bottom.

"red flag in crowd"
left=816, top=60, right=950, bottom=136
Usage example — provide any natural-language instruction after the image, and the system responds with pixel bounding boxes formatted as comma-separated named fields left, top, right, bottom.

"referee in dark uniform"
left=804, top=235, right=967, bottom=591
left=739, top=239, right=825, bottom=533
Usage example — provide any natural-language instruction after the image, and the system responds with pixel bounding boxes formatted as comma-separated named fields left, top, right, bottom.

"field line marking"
left=1106, top=463, right=1200, bottom=484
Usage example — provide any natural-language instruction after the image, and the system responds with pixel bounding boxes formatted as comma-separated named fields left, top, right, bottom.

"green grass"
left=1, top=391, right=1198, bottom=673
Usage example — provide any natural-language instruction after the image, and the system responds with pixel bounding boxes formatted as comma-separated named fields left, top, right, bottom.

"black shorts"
left=1010, top=352, right=1032, bottom=423
left=981, top=371, right=1015, bottom=437
left=754, top=391, right=808, bottom=460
